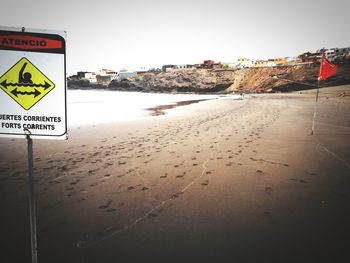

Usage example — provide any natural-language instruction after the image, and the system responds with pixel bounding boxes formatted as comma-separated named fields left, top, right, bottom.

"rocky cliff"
left=109, top=69, right=234, bottom=93
left=226, top=63, right=350, bottom=93
left=71, top=64, right=350, bottom=93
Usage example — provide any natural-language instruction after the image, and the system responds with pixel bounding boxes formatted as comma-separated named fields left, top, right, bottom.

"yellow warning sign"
left=0, top=57, right=55, bottom=110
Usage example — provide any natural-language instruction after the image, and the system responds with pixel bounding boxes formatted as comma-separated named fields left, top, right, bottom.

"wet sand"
left=0, top=85, right=350, bottom=263
left=146, top=99, right=213, bottom=116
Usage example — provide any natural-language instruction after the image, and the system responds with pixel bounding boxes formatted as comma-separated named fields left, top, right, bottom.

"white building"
left=266, top=60, right=276, bottom=67
left=77, top=71, right=97, bottom=83
left=333, top=47, right=350, bottom=61
left=99, top=69, right=118, bottom=81
left=325, top=47, right=350, bottom=62
left=85, top=72, right=97, bottom=83
left=325, top=49, right=336, bottom=62
left=235, top=58, right=254, bottom=68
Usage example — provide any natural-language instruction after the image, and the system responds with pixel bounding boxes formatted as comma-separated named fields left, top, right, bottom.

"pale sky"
left=1, top=0, right=349, bottom=75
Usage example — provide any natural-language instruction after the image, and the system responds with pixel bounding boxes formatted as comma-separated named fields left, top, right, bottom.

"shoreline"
left=145, top=98, right=215, bottom=116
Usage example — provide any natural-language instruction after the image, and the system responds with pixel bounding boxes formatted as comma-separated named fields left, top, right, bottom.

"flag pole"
left=311, top=78, right=320, bottom=135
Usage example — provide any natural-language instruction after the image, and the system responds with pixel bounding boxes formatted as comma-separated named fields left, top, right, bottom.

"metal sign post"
left=26, top=131, right=38, bottom=263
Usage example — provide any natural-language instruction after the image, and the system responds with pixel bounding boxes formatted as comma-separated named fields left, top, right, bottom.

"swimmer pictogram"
left=0, top=57, right=55, bottom=110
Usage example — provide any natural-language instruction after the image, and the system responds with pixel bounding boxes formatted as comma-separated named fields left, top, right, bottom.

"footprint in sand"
left=256, top=169, right=264, bottom=175
left=88, top=168, right=99, bottom=174
left=148, top=213, right=158, bottom=218
left=264, top=186, right=272, bottom=195
left=171, top=192, right=184, bottom=199
left=99, top=200, right=112, bottom=209
left=70, top=179, right=80, bottom=185
left=304, top=171, right=317, bottom=176
left=289, top=178, right=307, bottom=184
left=201, top=180, right=209, bottom=186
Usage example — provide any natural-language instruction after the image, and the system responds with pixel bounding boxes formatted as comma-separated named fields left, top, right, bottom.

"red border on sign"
left=0, top=35, right=62, bottom=50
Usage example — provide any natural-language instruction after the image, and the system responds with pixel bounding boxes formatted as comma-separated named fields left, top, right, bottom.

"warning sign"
left=0, top=26, right=67, bottom=140
left=0, top=57, right=55, bottom=110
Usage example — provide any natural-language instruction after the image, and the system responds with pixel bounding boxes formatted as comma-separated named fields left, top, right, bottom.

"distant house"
left=267, top=59, right=276, bottom=67
left=77, top=71, right=97, bottom=83
left=320, top=47, right=350, bottom=63
left=162, top=65, right=177, bottom=72
left=299, top=52, right=321, bottom=63
left=221, top=62, right=237, bottom=68
left=99, top=69, right=118, bottom=79
left=177, top=65, right=186, bottom=69
left=274, top=58, right=287, bottom=66
left=77, top=71, right=88, bottom=78
left=161, top=64, right=196, bottom=72
left=325, top=49, right=336, bottom=62
left=254, top=60, right=268, bottom=67
left=148, top=68, right=162, bottom=73
left=213, top=62, right=223, bottom=69
left=286, top=56, right=301, bottom=64
left=333, top=47, right=350, bottom=62
left=96, top=69, right=118, bottom=84
left=177, top=64, right=196, bottom=69
left=236, top=58, right=253, bottom=68
left=203, top=60, right=215, bottom=69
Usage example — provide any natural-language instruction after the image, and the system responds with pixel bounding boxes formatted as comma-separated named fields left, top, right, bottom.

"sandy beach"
left=1, top=85, right=350, bottom=263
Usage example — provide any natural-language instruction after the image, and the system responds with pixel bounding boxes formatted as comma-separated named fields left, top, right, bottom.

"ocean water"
left=67, top=90, right=235, bottom=126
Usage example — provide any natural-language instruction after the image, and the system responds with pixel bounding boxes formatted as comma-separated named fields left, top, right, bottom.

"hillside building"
left=77, top=71, right=97, bottom=83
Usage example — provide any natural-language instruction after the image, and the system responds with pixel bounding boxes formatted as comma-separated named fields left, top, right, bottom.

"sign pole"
left=26, top=132, right=38, bottom=263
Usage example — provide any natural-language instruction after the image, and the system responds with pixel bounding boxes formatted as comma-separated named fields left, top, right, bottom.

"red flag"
left=318, top=53, right=337, bottom=81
